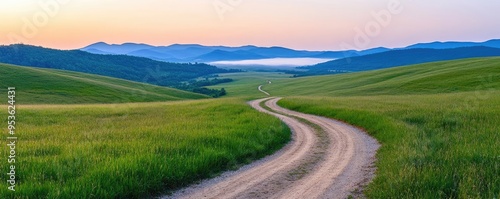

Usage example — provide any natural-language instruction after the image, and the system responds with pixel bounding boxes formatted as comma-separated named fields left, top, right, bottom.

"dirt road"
left=258, top=85, right=270, bottom=96
left=166, top=97, right=379, bottom=199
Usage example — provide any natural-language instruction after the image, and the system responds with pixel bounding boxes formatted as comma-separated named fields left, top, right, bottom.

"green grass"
left=279, top=93, right=499, bottom=198
left=2, top=57, right=499, bottom=198
left=206, top=72, right=291, bottom=99
left=0, top=63, right=209, bottom=104
left=0, top=98, right=290, bottom=198
left=269, top=57, right=500, bottom=198
left=264, top=57, right=500, bottom=96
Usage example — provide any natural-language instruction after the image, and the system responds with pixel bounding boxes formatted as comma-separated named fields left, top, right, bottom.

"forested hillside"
left=0, top=44, right=237, bottom=86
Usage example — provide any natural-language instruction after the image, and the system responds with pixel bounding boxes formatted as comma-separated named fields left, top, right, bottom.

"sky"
left=0, top=0, right=499, bottom=51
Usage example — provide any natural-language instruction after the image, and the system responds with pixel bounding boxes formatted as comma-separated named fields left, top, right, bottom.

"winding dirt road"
left=166, top=89, right=379, bottom=199
left=258, top=85, right=270, bottom=96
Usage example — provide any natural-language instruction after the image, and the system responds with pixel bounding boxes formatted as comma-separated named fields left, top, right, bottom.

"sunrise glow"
left=1, top=0, right=499, bottom=50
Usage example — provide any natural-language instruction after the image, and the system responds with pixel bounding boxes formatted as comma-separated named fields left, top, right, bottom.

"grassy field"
left=0, top=63, right=290, bottom=198
left=263, top=57, right=500, bottom=96
left=279, top=93, right=499, bottom=198
left=207, top=72, right=291, bottom=99
left=268, top=58, right=500, bottom=198
left=0, top=99, right=290, bottom=198
left=1, top=57, right=498, bottom=198
left=0, top=63, right=209, bottom=104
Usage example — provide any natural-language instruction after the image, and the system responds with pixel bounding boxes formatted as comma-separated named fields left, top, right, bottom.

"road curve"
left=165, top=97, right=379, bottom=199
left=258, top=85, right=270, bottom=96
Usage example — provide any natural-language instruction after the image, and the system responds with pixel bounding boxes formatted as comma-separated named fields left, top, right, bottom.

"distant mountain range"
left=1, top=40, right=499, bottom=84
left=403, top=39, right=500, bottom=49
left=301, top=46, right=500, bottom=75
left=80, top=42, right=389, bottom=63
left=80, top=39, right=500, bottom=64
left=0, top=44, right=234, bottom=86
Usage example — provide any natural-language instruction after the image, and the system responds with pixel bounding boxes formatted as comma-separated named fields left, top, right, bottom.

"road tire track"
left=165, top=97, right=379, bottom=199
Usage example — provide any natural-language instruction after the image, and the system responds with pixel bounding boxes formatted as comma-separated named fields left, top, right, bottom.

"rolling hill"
left=404, top=39, right=500, bottom=49
left=258, top=57, right=500, bottom=198
left=3, top=55, right=498, bottom=198
left=0, top=63, right=209, bottom=104
left=301, top=46, right=500, bottom=75
left=0, top=44, right=233, bottom=87
left=270, top=57, right=500, bottom=96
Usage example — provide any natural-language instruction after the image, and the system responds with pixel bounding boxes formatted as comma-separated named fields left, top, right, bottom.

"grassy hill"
left=0, top=99, right=290, bottom=198
left=207, top=72, right=291, bottom=99
left=0, top=44, right=234, bottom=87
left=301, top=47, right=500, bottom=76
left=2, top=56, right=498, bottom=198
left=0, top=63, right=290, bottom=198
left=259, top=57, right=500, bottom=198
left=0, top=63, right=209, bottom=104
left=267, top=57, right=500, bottom=96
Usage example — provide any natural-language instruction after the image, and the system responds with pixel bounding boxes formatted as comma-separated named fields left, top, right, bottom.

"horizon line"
left=2, top=38, right=498, bottom=52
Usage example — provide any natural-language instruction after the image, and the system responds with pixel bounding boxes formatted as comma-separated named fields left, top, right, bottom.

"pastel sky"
left=1, top=0, right=499, bottom=50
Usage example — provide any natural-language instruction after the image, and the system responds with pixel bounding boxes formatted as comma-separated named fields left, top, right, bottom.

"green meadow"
left=1, top=57, right=499, bottom=198
left=0, top=99, right=289, bottom=198
left=265, top=57, right=500, bottom=96
left=279, top=92, right=499, bottom=198
left=0, top=64, right=289, bottom=198
left=0, top=63, right=208, bottom=104
left=267, top=57, right=500, bottom=198
left=207, top=72, right=291, bottom=99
